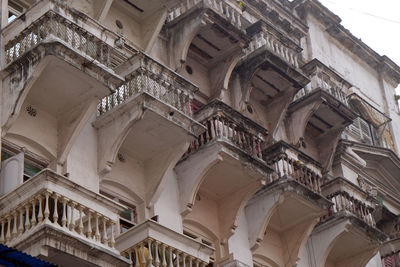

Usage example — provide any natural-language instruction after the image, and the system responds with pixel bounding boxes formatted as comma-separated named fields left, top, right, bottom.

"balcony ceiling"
left=116, top=0, right=179, bottom=20
left=27, top=57, right=110, bottom=118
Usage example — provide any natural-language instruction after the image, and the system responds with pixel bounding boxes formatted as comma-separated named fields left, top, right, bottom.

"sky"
left=316, top=0, right=400, bottom=94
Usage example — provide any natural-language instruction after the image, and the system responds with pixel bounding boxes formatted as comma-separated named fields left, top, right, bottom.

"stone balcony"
left=175, top=100, right=272, bottom=258
left=307, top=177, right=387, bottom=267
left=167, top=0, right=248, bottom=31
left=185, top=100, right=268, bottom=164
left=0, top=169, right=129, bottom=266
left=321, top=177, right=379, bottom=228
left=116, top=220, right=214, bottom=267
left=2, top=0, right=136, bottom=73
left=295, top=59, right=352, bottom=105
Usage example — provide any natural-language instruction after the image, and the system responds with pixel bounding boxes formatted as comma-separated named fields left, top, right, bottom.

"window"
left=100, top=190, right=137, bottom=233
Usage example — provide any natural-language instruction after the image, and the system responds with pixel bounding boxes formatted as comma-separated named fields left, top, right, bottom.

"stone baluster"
left=12, top=212, right=18, bottom=239
left=162, top=244, right=167, bottom=267
left=154, top=242, right=160, bottom=267
left=31, top=199, right=37, bottom=227
left=6, top=216, right=12, bottom=242
left=69, top=201, right=76, bottom=231
left=87, top=209, right=93, bottom=239
left=140, top=243, right=146, bottom=267
left=0, top=220, right=5, bottom=243
left=24, top=203, right=30, bottom=231
left=78, top=206, right=84, bottom=235
left=62, top=197, right=68, bottom=228
left=169, top=247, right=174, bottom=267
left=37, top=195, right=44, bottom=223
left=110, top=221, right=116, bottom=248
left=134, top=246, right=140, bottom=267
left=102, top=218, right=109, bottom=245
left=18, top=208, right=24, bottom=236
left=44, top=191, right=50, bottom=223
left=95, top=213, right=101, bottom=241
left=53, top=193, right=59, bottom=225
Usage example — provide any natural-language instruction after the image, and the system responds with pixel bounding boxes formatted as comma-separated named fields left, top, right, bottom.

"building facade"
left=0, top=0, right=400, bottom=266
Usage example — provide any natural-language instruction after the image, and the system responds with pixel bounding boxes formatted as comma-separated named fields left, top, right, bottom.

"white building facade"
left=0, top=0, right=400, bottom=266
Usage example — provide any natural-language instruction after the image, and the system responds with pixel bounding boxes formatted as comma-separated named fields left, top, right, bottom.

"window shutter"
left=358, top=118, right=372, bottom=145
left=0, top=152, right=24, bottom=196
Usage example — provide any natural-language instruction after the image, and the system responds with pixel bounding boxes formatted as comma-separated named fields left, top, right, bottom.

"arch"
left=253, top=253, right=280, bottom=267
left=2, top=57, right=49, bottom=135
left=183, top=218, right=219, bottom=244
left=100, top=178, right=145, bottom=205
left=5, top=132, right=56, bottom=161
left=96, top=103, right=145, bottom=174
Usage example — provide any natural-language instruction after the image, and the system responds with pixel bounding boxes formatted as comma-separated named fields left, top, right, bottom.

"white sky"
left=317, top=0, right=400, bottom=94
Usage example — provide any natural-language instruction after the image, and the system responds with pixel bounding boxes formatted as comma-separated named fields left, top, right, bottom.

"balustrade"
left=266, top=154, right=322, bottom=194
left=168, top=0, right=243, bottom=29
left=122, top=237, right=207, bottom=267
left=186, top=102, right=267, bottom=162
left=320, top=178, right=376, bottom=227
left=97, top=53, right=196, bottom=117
left=0, top=170, right=122, bottom=251
left=3, top=0, right=136, bottom=68
left=246, top=31, right=300, bottom=68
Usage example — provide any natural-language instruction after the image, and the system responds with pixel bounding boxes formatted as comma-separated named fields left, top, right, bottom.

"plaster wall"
left=181, top=56, right=212, bottom=102
left=66, top=114, right=99, bottom=192
left=227, top=211, right=252, bottom=266
left=8, top=101, right=57, bottom=159
left=306, top=16, right=384, bottom=109
left=153, top=171, right=184, bottom=233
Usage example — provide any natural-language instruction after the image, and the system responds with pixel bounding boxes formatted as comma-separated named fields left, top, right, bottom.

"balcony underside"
left=176, top=140, right=271, bottom=242
left=13, top=224, right=129, bottom=267
left=2, top=42, right=122, bottom=132
left=247, top=178, right=330, bottom=267
left=314, top=215, right=385, bottom=267
left=237, top=46, right=310, bottom=92
left=286, top=89, right=356, bottom=170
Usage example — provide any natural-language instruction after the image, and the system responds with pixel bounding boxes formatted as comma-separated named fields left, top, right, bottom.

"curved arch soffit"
left=253, top=253, right=280, bottom=267
left=100, top=178, right=144, bottom=204
left=5, top=132, right=56, bottom=161
left=183, top=218, right=219, bottom=243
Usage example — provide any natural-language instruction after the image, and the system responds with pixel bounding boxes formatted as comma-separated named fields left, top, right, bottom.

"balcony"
left=295, top=59, right=351, bottom=105
left=0, top=169, right=129, bottom=266
left=175, top=100, right=272, bottom=261
left=167, top=0, right=247, bottom=31
left=308, top=177, right=386, bottom=267
left=1, top=0, right=138, bottom=165
left=165, top=0, right=250, bottom=100
left=233, top=20, right=309, bottom=144
left=116, top=220, right=214, bottom=267
left=244, top=141, right=329, bottom=267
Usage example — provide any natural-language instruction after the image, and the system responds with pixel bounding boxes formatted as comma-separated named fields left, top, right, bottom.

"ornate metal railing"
left=321, top=178, right=376, bottom=227
left=3, top=0, right=136, bottom=68
left=186, top=100, right=268, bottom=162
left=168, top=0, right=244, bottom=29
left=0, top=169, right=123, bottom=251
left=97, top=53, right=197, bottom=117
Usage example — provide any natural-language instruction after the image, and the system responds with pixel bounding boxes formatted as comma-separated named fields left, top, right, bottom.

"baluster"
left=69, top=202, right=76, bottom=231
left=78, top=206, right=84, bottom=235
left=24, top=203, right=30, bottom=231
left=53, top=193, right=59, bottom=225
left=176, top=252, right=180, bottom=267
left=12, top=211, right=18, bottom=238
left=154, top=242, right=160, bottom=267
left=168, top=247, right=173, bottom=267
left=182, top=254, right=187, bottom=267
left=62, top=197, right=68, bottom=228
left=102, top=218, right=109, bottom=245
left=87, top=209, right=93, bottom=239
left=37, top=195, right=44, bottom=223
left=30, top=199, right=37, bottom=227
left=6, top=216, right=12, bottom=242
left=0, top=220, right=4, bottom=243
left=134, top=246, right=140, bottom=267
left=95, top=213, right=101, bottom=241
left=189, top=256, right=193, bottom=267
left=147, top=239, right=153, bottom=267
left=110, top=221, right=115, bottom=248
left=44, top=191, right=50, bottom=223
left=18, top=208, right=24, bottom=236
left=140, top=242, right=146, bottom=267
left=162, top=244, right=167, bottom=267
